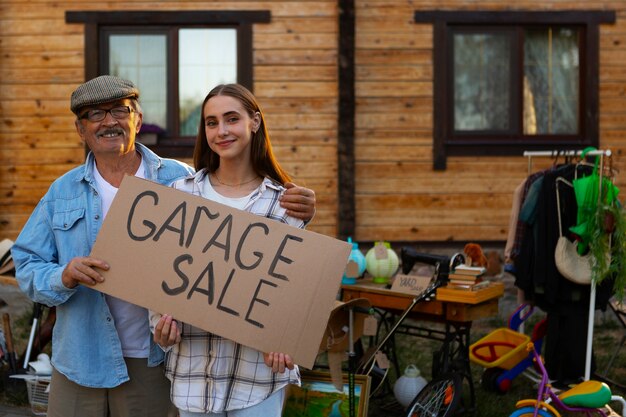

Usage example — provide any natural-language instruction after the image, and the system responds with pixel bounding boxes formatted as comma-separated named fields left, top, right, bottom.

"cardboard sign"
left=390, top=274, right=432, bottom=295
left=90, top=176, right=351, bottom=369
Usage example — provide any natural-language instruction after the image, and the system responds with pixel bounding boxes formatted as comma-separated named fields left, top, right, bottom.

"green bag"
left=569, top=148, right=619, bottom=254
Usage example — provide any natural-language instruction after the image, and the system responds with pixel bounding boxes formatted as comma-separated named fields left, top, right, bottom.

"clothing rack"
left=524, top=149, right=612, bottom=175
left=523, top=148, right=612, bottom=381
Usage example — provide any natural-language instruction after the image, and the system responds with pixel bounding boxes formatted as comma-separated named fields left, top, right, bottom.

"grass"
left=311, top=272, right=625, bottom=417
left=1, top=287, right=624, bottom=417
left=366, top=302, right=625, bottom=417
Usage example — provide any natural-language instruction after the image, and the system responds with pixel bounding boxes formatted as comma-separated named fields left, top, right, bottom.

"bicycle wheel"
left=405, top=373, right=461, bottom=417
left=508, top=406, right=555, bottom=417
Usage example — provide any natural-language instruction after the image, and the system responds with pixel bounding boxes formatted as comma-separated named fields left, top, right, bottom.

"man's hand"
left=61, top=256, right=109, bottom=288
left=153, top=314, right=181, bottom=348
left=280, top=182, right=316, bottom=222
left=263, top=352, right=295, bottom=373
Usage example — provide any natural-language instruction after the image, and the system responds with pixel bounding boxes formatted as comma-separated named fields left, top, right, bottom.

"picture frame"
left=282, top=369, right=371, bottom=417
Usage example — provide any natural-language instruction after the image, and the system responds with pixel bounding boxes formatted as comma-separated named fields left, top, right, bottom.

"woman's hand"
left=263, top=352, right=295, bottom=373
left=153, top=314, right=181, bottom=348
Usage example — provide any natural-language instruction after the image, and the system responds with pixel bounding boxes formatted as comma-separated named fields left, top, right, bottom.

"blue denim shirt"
left=11, top=143, right=194, bottom=388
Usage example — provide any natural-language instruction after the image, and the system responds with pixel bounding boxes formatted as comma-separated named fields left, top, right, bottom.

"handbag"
left=554, top=179, right=592, bottom=285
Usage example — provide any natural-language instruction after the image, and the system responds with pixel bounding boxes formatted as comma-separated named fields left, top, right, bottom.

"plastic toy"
left=470, top=304, right=547, bottom=393
left=508, top=342, right=625, bottom=417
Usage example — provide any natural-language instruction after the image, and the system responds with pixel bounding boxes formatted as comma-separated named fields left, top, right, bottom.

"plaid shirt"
left=153, top=169, right=304, bottom=413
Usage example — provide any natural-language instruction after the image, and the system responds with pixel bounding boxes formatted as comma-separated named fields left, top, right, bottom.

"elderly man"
left=11, top=75, right=316, bottom=417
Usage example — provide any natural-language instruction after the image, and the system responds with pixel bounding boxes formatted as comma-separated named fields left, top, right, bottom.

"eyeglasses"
left=79, top=106, right=134, bottom=122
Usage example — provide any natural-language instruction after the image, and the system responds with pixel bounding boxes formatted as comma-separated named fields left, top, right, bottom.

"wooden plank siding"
left=0, top=1, right=340, bottom=240
left=2, top=0, right=626, bottom=246
left=352, top=0, right=626, bottom=242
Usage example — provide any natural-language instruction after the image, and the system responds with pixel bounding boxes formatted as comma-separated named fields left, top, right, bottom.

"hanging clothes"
left=508, top=160, right=615, bottom=384
left=512, top=163, right=614, bottom=309
left=503, top=179, right=525, bottom=267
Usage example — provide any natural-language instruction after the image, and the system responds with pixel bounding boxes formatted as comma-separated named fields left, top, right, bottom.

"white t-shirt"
left=202, top=176, right=255, bottom=210
left=94, top=159, right=151, bottom=358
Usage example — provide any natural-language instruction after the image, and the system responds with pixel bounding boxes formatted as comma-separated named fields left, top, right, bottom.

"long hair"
left=193, top=84, right=291, bottom=185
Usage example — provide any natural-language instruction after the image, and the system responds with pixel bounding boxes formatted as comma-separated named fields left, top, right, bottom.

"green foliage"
left=590, top=202, right=626, bottom=302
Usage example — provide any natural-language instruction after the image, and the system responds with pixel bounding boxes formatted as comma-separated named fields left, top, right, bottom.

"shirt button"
left=94, top=191, right=99, bottom=196
left=95, top=215, right=100, bottom=220
left=107, top=317, right=112, bottom=322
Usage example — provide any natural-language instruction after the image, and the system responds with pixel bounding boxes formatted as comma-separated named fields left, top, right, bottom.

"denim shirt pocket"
left=52, top=207, right=85, bottom=231
left=51, top=205, right=88, bottom=262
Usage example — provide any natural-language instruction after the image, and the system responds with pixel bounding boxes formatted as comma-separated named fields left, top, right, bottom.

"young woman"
left=150, top=84, right=304, bottom=416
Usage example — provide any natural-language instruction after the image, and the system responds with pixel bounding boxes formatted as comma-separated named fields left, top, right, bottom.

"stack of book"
left=447, top=264, right=490, bottom=291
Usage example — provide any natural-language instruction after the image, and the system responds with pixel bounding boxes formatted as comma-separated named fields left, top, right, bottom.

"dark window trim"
left=66, top=10, right=270, bottom=24
left=338, top=0, right=356, bottom=240
left=414, top=10, right=615, bottom=170
left=414, top=10, right=615, bottom=24
left=66, top=11, right=271, bottom=158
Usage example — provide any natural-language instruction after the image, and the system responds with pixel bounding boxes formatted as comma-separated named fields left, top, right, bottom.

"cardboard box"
left=320, top=298, right=371, bottom=353
left=90, top=176, right=351, bottom=369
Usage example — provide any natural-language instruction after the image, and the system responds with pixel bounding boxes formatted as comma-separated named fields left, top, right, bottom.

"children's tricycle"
left=470, top=304, right=547, bottom=393
left=509, top=342, right=625, bottom=417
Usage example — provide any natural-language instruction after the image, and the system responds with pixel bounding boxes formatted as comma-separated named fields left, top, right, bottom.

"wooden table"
left=340, top=279, right=503, bottom=410
left=341, top=280, right=501, bottom=324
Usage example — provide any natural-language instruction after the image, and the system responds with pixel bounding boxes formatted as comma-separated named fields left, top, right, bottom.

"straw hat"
left=0, top=239, right=14, bottom=275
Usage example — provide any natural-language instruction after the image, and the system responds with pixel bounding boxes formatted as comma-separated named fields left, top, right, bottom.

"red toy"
left=464, top=243, right=488, bottom=267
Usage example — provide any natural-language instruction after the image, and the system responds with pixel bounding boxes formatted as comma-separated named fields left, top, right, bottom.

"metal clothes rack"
left=523, top=149, right=612, bottom=381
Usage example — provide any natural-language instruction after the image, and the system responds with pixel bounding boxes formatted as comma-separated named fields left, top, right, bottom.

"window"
left=104, top=28, right=237, bottom=143
left=452, top=27, right=580, bottom=136
left=66, top=11, right=270, bottom=157
left=414, top=11, right=615, bottom=170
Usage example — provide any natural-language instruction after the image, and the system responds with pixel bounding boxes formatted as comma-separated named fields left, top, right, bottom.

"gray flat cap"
left=70, top=75, right=139, bottom=115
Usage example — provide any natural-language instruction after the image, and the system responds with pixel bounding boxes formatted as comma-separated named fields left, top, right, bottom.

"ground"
left=362, top=271, right=626, bottom=417
left=0, top=263, right=624, bottom=417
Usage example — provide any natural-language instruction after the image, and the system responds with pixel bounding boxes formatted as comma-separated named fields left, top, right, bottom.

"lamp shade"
left=393, top=364, right=428, bottom=408
left=365, top=241, right=399, bottom=284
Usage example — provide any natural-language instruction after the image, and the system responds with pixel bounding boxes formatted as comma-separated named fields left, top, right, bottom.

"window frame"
left=414, top=10, right=615, bottom=170
left=66, top=11, right=271, bottom=158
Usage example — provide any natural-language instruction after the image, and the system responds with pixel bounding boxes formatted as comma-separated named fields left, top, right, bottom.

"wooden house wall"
left=1, top=0, right=626, bottom=245
left=0, top=1, right=339, bottom=240
left=353, top=0, right=626, bottom=242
